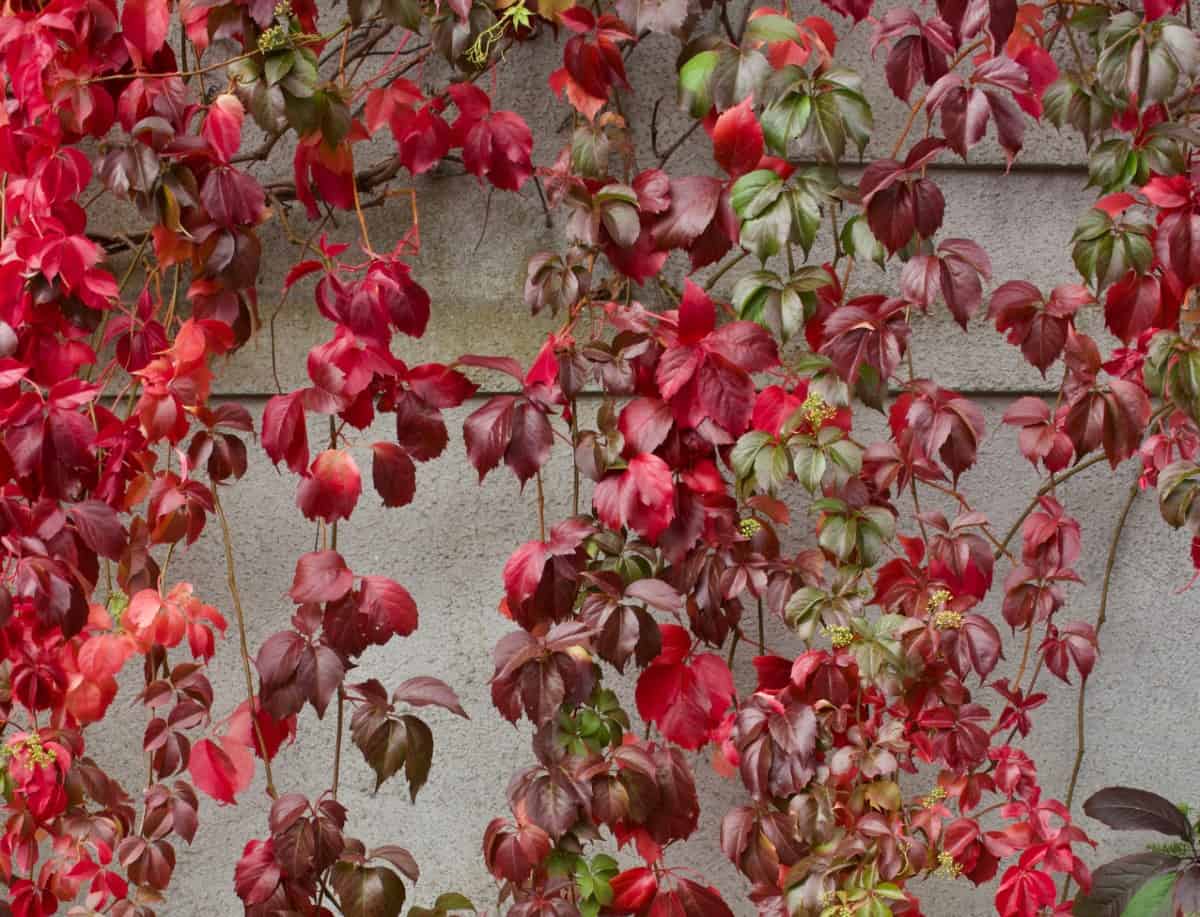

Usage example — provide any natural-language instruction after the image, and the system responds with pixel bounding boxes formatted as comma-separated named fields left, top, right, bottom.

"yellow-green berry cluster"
left=10, top=734, right=56, bottom=767
left=827, top=625, right=854, bottom=648
left=933, top=609, right=963, bottom=630
left=257, top=25, right=290, bottom=52
left=935, top=851, right=962, bottom=878
left=273, top=0, right=292, bottom=15
left=738, top=517, right=762, bottom=537
left=801, top=391, right=837, bottom=429
left=926, top=588, right=952, bottom=614
left=107, top=590, right=129, bottom=627
left=922, top=785, right=947, bottom=807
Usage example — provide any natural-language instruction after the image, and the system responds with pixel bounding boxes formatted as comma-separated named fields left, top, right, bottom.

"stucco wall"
left=87, top=2, right=1200, bottom=913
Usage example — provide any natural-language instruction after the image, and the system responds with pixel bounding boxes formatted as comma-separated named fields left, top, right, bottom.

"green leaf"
left=571, top=124, right=611, bottom=179
left=841, top=215, right=885, bottom=268
left=784, top=585, right=827, bottom=638
left=754, top=443, right=791, bottom=493
left=1071, top=208, right=1153, bottom=290
left=381, top=0, right=423, bottom=30
left=745, top=13, right=798, bottom=42
left=731, top=430, right=772, bottom=479
left=739, top=201, right=791, bottom=262
left=791, top=444, right=826, bottom=492
left=788, top=167, right=836, bottom=253
left=732, top=270, right=809, bottom=341
left=710, top=47, right=771, bottom=109
left=761, top=92, right=812, bottom=158
left=679, top=50, right=719, bottom=118
left=1087, top=139, right=1138, bottom=192
left=320, top=93, right=353, bottom=147
left=819, top=514, right=856, bottom=561
left=1121, top=872, right=1177, bottom=916
left=349, top=0, right=381, bottom=25
left=433, top=893, right=475, bottom=912
left=264, top=51, right=295, bottom=87
left=281, top=49, right=319, bottom=98
left=731, top=169, right=784, bottom=219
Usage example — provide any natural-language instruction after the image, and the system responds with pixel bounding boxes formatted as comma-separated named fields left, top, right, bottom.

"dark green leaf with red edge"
left=483, top=817, right=552, bottom=883
left=819, top=296, right=911, bottom=384
left=1065, top=378, right=1151, bottom=468
left=1073, top=852, right=1181, bottom=917
left=1083, top=787, right=1194, bottom=839
left=331, top=861, right=406, bottom=917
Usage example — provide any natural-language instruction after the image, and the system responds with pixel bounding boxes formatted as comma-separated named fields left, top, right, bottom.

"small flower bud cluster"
left=258, top=25, right=290, bottom=52
left=926, top=588, right=952, bottom=614
left=826, top=625, right=854, bottom=648
left=738, top=517, right=762, bottom=537
left=934, top=609, right=963, bottom=630
left=935, top=851, right=963, bottom=878
left=801, top=391, right=837, bottom=429
left=922, top=785, right=947, bottom=807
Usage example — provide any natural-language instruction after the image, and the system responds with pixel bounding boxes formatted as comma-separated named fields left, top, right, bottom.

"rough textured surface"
left=96, top=397, right=1199, bottom=916
left=176, top=167, right=1104, bottom=398
left=83, top=3, right=1200, bottom=910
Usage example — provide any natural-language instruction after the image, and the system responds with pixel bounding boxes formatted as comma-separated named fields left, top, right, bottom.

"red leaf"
left=289, top=550, right=354, bottom=604
left=234, top=840, right=281, bottom=905
left=189, top=737, right=251, bottom=805
left=463, top=395, right=516, bottom=482
left=712, top=99, right=764, bottom=179
left=483, top=818, right=552, bottom=883
left=297, top=450, right=362, bottom=523
left=609, top=868, right=658, bottom=914
left=358, top=575, right=418, bottom=640
left=593, top=453, right=677, bottom=543
left=371, top=442, right=417, bottom=508
left=635, top=625, right=733, bottom=749
left=1040, top=620, right=1097, bottom=684
left=1104, top=271, right=1164, bottom=343
left=68, top=500, right=126, bottom=559
left=123, top=0, right=170, bottom=63
left=505, top=401, right=553, bottom=484
left=995, top=858, right=1056, bottom=917
left=619, top=397, right=674, bottom=455
left=651, top=176, right=723, bottom=250
left=448, top=84, right=533, bottom=191
left=301, top=644, right=346, bottom=718
left=204, top=95, right=245, bottom=163
left=678, top=280, right=716, bottom=344
left=988, top=280, right=1086, bottom=375
left=820, top=296, right=911, bottom=383
left=227, top=700, right=296, bottom=761
left=262, top=391, right=310, bottom=474
left=392, top=676, right=468, bottom=717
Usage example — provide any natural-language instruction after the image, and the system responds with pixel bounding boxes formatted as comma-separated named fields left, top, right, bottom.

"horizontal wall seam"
left=206, top=388, right=1061, bottom=402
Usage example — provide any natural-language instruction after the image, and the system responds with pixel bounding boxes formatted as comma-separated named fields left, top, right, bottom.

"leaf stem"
left=889, top=38, right=986, bottom=158
left=536, top=471, right=547, bottom=541
left=993, top=453, right=1109, bottom=560
left=1062, top=479, right=1139, bottom=809
left=214, top=489, right=277, bottom=799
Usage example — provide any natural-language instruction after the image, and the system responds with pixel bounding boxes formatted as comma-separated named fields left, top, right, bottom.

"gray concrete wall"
left=86, top=2, right=1200, bottom=913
